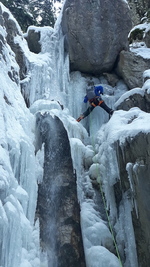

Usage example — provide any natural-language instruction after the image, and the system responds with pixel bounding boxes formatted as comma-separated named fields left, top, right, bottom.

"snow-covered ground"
left=0, top=2, right=150, bottom=267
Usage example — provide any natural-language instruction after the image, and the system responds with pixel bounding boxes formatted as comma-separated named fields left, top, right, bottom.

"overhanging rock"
left=61, top=0, right=132, bottom=75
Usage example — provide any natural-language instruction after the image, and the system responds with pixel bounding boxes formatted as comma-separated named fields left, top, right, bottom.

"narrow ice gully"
left=1, top=3, right=149, bottom=267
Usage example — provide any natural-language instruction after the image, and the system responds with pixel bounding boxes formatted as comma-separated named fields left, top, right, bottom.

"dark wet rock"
left=36, top=112, right=86, bottom=267
left=25, top=28, right=41, bottom=54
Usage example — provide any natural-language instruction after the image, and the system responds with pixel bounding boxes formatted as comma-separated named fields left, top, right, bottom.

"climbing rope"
left=89, top=113, right=123, bottom=267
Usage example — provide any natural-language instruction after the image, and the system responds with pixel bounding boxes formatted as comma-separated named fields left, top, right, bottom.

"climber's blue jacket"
left=84, top=85, right=103, bottom=103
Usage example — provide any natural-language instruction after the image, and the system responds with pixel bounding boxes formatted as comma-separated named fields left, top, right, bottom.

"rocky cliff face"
left=116, top=50, right=150, bottom=89
left=116, top=19, right=150, bottom=89
left=36, top=113, right=86, bottom=267
left=61, top=0, right=132, bottom=75
left=116, top=132, right=150, bottom=267
left=116, top=88, right=150, bottom=112
left=0, top=5, right=28, bottom=80
left=114, top=75, right=150, bottom=267
left=128, top=0, right=150, bottom=25
left=115, top=68, right=150, bottom=112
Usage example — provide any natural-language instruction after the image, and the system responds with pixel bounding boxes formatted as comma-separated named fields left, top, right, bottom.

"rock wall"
left=114, top=74, right=150, bottom=266
left=0, top=5, right=28, bottom=80
left=116, top=132, right=150, bottom=267
left=128, top=0, right=150, bottom=25
left=116, top=89, right=150, bottom=112
left=116, top=50, right=150, bottom=89
left=61, top=0, right=132, bottom=75
left=36, top=113, right=86, bottom=267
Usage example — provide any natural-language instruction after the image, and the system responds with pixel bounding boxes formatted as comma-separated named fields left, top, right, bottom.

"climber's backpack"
left=84, top=85, right=104, bottom=103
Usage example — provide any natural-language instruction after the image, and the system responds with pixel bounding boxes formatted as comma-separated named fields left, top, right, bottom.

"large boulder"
left=116, top=90, right=150, bottom=112
left=115, top=69, right=150, bottom=111
left=61, top=0, right=132, bottom=75
left=116, top=50, right=150, bottom=89
left=25, top=27, right=41, bottom=53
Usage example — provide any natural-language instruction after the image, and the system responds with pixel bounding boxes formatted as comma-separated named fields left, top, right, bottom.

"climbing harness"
left=89, top=98, right=104, bottom=107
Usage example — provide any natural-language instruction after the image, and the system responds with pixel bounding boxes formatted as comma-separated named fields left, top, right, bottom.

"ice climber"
left=76, top=85, right=114, bottom=122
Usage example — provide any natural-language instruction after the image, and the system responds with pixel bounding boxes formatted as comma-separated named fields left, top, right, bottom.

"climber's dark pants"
left=100, top=101, right=112, bottom=114
left=83, top=101, right=112, bottom=118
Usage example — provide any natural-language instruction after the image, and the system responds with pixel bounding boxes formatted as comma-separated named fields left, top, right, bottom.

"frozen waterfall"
left=0, top=2, right=140, bottom=267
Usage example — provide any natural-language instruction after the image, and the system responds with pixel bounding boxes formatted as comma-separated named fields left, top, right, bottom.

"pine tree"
left=0, top=0, right=34, bottom=32
left=0, top=0, right=55, bottom=32
left=29, top=0, right=55, bottom=28
left=39, top=0, right=55, bottom=27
